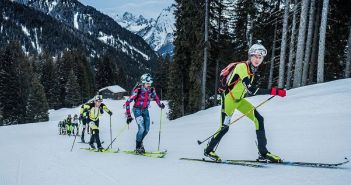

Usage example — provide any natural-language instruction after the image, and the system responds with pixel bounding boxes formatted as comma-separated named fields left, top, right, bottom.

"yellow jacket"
left=79, top=102, right=111, bottom=122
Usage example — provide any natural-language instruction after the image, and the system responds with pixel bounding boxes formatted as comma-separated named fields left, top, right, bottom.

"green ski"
left=122, top=150, right=167, bottom=158
left=80, top=148, right=119, bottom=153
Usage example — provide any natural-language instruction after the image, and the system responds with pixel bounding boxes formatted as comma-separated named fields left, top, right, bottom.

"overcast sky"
left=79, top=0, right=175, bottom=19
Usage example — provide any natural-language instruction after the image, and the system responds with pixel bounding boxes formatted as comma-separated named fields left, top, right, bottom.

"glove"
left=160, top=103, right=165, bottom=109
left=271, top=87, right=286, bottom=97
left=126, top=116, right=134, bottom=125
left=108, top=111, right=113, bottom=116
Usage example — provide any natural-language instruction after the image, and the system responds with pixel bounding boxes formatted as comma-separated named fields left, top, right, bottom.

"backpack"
left=218, top=62, right=243, bottom=93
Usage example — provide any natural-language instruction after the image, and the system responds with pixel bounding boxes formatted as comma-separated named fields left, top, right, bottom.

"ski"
left=122, top=150, right=167, bottom=158
left=144, top=150, right=167, bottom=155
left=227, top=158, right=349, bottom=168
left=80, top=147, right=119, bottom=153
left=179, top=158, right=266, bottom=168
left=77, top=141, right=105, bottom=144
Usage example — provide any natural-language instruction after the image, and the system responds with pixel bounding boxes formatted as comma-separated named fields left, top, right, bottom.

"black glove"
left=126, top=116, right=133, bottom=125
left=108, top=111, right=113, bottom=116
left=160, top=103, right=165, bottom=109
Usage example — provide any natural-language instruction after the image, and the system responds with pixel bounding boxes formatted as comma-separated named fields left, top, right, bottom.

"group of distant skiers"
left=61, top=42, right=286, bottom=162
left=58, top=114, right=80, bottom=136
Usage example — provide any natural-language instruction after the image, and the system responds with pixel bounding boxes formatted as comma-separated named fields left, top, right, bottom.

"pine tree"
left=168, top=59, right=184, bottom=119
left=40, top=53, right=60, bottom=109
left=0, top=102, right=3, bottom=126
left=0, top=42, right=23, bottom=124
left=188, top=0, right=204, bottom=113
left=232, top=0, right=256, bottom=61
left=268, top=21, right=278, bottom=89
left=95, top=54, right=119, bottom=90
left=65, top=69, right=81, bottom=107
left=26, top=74, right=49, bottom=123
left=154, top=55, right=170, bottom=99
left=70, top=49, right=95, bottom=101
left=168, top=0, right=193, bottom=119
left=209, top=0, right=234, bottom=106
left=17, top=46, right=33, bottom=123
left=56, top=50, right=74, bottom=107
left=345, top=19, right=351, bottom=78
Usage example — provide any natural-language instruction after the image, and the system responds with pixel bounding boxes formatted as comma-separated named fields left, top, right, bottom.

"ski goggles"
left=250, top=49, right=267, bottom=57
left=142, top=76, right=153, bottom=84
left=95, top=95, right=103, bottom=102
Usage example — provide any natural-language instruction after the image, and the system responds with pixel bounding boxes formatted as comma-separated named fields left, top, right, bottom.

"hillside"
left=1, top=0, right=158, bottom=79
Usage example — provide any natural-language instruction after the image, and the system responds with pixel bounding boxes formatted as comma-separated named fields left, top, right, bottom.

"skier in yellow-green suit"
left=65, top=114, right=73, bottom=136
left=80, top=95, right=112, bottom=151
left=204, top=42, right=287, bottom=162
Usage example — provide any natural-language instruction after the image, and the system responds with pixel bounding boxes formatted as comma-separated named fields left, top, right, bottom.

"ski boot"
left=97, top=147, right=104, bottom=152
left=204, top=149, right=221, bottom=162
left=140, top=142, right=145, bottom=152
left=89, top=143, right=96, bottom=149
left=135, top=141, right=145, bottom=154
left=258, top=152, right=282, bottom=163
left=135, top=148, right=145, bottom=154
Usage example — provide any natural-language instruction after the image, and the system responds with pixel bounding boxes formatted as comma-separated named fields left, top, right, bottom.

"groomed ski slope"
left=1, top=79, right=351, bottom=185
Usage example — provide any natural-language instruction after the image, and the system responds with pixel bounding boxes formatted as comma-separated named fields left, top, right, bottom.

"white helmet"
left=248, top=43, right=267, bottom=57
left=94, top=95, right=103, bottom=102
left=140, top=73, right=153, bottom=84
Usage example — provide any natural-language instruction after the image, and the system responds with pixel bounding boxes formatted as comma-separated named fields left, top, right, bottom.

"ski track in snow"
left=1, top=79, right=351, bottom=185
left=15, top=159, right=22, bottom=185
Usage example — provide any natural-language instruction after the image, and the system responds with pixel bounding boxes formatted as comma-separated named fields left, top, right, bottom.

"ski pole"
left=70, top=119, right=82, bottom=152
left=109, top=115, right=112, bottom=149
left=105, top=124, right=128, bottom=150
left=197, top=96, right=275, bottom=145
left=157, top=109, right=163, bottom=151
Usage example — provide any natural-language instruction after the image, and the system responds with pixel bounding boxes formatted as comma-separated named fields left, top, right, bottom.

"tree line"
left=0, top=42, right=127, bottom=125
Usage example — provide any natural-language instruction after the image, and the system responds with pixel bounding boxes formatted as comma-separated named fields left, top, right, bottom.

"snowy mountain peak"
left=114, top=5, right=175, bottom=57
left=122, top=12, right=135, bottom=21
left=118, top=12, right=148, bottom=24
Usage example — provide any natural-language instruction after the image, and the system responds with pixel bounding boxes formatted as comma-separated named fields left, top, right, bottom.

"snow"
left=97, top=31, right=114, bottom=44
left=21, top=25, right=30, bottom=36
left=98, top=31, right=150, bottom=61
left=47, top=0, right=58, bottom=13
left=2, top=12, right=9, bottom=20
left=129, top=44, right=150, bottom=60
left=1, top=79, right=351, bottom=185
left=99, top=85, right=126, bottom=93
left=74, top=12, right=79, bottom=29
left=34, top=28, right=42, bottom=54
